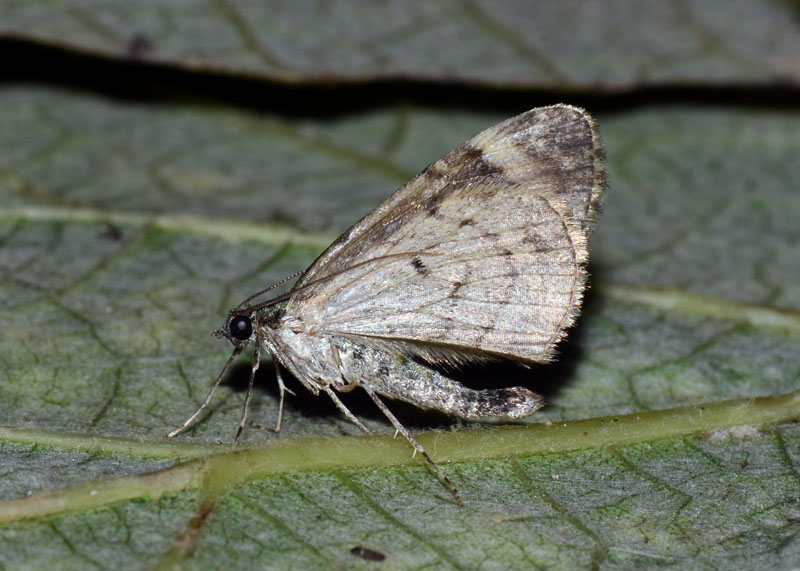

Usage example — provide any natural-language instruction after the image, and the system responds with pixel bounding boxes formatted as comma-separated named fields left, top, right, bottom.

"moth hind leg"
left=324, top=386, right=370, bottom=433
left=329, top=340, right=463, bottom=506
left=362, top=386, right=464, bottom=507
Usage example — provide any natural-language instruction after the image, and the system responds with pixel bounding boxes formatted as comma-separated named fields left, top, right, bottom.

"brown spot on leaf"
left=100, top=223, right=122, bottom=240
left=350, top=546, right=386, bottom=562
left=126, top=33, right=153, bottom=60
left=165, top=497, right=216, bottom=559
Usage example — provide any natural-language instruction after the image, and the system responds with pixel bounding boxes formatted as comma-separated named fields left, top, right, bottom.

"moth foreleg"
left=166, top=346, right=243, bottom=439
left=235, top=341, right=262, bottom=441
left=250, top=359, right=296, bottom=433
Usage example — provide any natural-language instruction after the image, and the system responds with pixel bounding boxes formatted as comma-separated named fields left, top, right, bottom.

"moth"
left=168, top=104, right=605, bottom=506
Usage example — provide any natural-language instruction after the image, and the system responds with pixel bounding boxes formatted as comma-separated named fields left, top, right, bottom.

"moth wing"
left=285, top=105, right=605, bottom=363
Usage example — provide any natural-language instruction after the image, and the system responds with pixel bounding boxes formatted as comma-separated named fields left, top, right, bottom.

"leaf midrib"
left=1, top=388, right=797, bottom=524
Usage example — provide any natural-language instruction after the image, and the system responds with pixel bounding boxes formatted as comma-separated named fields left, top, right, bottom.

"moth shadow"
left=432, top=316, right=588, bottom=414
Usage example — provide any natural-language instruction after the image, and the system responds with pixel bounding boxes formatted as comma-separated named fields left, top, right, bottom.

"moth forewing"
left=168, top=104, right=605, bottom=507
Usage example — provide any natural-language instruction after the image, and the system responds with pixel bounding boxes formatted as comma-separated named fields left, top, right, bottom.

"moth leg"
left=166, top=346, right=243, bottom=439
left=323, top=387, right=370, bottom=433
left=362, top=386, right=464, bottom=508
left=235, top=341, right=262, bottom=441
left=250, top=359, right=296, bottom=433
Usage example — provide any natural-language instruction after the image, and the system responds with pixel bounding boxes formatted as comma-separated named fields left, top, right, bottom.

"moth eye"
left=229, top=315, right=253, bottom=341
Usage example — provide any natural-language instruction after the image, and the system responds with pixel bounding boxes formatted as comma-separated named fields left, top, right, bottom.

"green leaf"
left=2, top=1, right=800, bottom=87
left=2, top=5, right=800, bottom=569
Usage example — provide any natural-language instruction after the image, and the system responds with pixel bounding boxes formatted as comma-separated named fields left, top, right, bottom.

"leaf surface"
left=1, top=6, right=800, bottom=570
left=2, top=1, right=800, bottom=88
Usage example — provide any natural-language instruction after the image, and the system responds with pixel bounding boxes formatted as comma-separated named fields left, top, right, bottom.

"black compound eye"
left=228, top=315, right=253, bottom=341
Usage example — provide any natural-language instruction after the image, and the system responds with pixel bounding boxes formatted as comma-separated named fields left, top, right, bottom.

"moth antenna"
left=362, top=386, right=464, bottom=507
left=244, top=251, right=440, bottom=313
left=235, top=269, right=305, bottom=310
left=166, top=346, right=243, bottom=439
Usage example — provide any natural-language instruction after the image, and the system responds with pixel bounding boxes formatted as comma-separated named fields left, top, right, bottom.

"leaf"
left=2, top=8, right=800, bottom=571
left=2, top=0, right=800, bottom=87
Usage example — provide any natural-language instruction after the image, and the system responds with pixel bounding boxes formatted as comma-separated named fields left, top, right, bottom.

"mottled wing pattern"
left=285, top=105, right=605, bottom=362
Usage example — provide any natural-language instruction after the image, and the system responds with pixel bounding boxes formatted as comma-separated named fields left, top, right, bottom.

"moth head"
left=214, top=311, right=256, bottom=347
